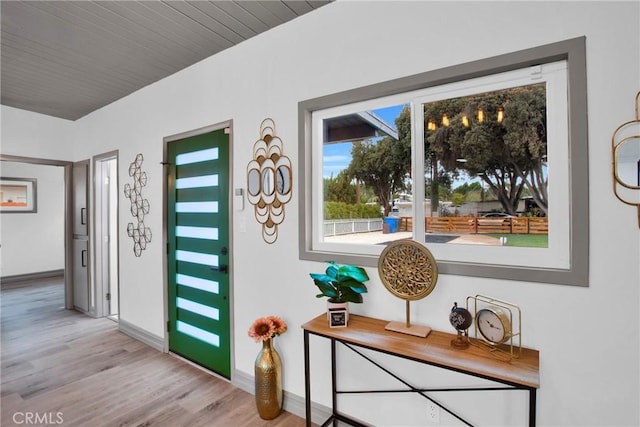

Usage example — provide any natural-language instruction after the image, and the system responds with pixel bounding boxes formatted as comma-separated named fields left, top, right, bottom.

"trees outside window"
left=422, top=84, right=547, bottom=216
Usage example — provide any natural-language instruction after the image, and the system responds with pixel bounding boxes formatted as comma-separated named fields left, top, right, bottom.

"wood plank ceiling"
left=1, top=1, right=332, bottom=121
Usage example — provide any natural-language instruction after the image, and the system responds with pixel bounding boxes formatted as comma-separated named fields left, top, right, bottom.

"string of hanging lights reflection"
left=427, top=107, right=504, bottom=131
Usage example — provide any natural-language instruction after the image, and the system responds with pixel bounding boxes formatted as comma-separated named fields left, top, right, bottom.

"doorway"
left=94, top=152, right=119, bottom=319
left=0, top=155, right=73, bottom=308
left=164, top=123, right=232, bottom=378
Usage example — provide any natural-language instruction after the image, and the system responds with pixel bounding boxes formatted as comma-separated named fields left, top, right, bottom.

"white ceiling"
left=1, top=0, right=332, bottom=121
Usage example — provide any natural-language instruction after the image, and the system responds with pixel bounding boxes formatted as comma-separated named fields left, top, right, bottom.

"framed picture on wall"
left=0, top=177, right=37, bottom=213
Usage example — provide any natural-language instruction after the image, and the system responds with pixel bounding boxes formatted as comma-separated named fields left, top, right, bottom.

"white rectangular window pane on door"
left=176, top=250, right=218, bottom=267
left=176, top=175, right=219, bottom=189
left=176, top=274, right=220, bottom=294
left=176, top=297, right=220, bottom=320
left=176, top=226, right=219, bottom=240
left=176, top=148, right=219, bottom=165
left=175, top=201, right=219, bottom=213
left=177, top=320, right=220, bottom=347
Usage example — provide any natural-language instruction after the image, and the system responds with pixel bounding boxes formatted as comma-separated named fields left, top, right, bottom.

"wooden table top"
left=302, top=314, right=539, bottom=389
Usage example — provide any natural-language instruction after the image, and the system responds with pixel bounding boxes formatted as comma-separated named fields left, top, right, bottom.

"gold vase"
left=254, top=338, right=283, bottom=420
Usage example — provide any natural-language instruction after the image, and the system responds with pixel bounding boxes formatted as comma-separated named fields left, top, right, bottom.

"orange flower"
left=248, top=316, right=287, bottom=342
left=267, top=315, right=287, bottom=336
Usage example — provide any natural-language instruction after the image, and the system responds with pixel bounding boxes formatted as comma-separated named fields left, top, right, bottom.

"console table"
left=302, top=314, right=540, bottom=426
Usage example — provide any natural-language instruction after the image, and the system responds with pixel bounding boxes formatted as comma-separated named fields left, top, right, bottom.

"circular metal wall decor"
left=378, top=240, right=438, bottom=337
left=611, top=91, right=640, bottom=229
left=246, top=118, right=292, bottom=244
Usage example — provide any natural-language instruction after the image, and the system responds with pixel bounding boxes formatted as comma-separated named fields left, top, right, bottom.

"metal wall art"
left=612, top=91, right=640, bottom=228
left=124, top=153, right=152, bottom=256
left=247, top=118, right=292, bottom=244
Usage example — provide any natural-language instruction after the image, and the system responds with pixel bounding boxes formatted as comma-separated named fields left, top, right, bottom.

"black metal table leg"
left=304, top=330, right=311, bottom=427
left=529, top=388, right=537, bottom=426
left=331, top=339, right=337, bottom=424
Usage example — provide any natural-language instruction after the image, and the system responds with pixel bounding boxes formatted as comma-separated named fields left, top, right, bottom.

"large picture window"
left=299, top=38, right=588, bottom=286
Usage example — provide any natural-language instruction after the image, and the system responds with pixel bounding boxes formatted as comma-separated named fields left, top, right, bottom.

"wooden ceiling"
left=1, top=1, right=332, bottom=120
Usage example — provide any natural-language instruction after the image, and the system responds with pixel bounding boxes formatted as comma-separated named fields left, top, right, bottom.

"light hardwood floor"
left=1, top=277, right=308, bottom=426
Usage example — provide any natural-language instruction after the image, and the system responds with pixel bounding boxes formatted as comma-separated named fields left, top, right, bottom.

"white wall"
left=4, top=1, right=640, bottom=425
left=0, top=161, right=65, bottom=277
left=0, top=106, right=73, bottom=279
left=1, top=105, right=74, bottom=160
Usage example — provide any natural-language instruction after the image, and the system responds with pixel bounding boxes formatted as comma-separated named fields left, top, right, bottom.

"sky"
left=322, top=103, right=482, bottom=189
left=322, top=104, right=405, bottom=178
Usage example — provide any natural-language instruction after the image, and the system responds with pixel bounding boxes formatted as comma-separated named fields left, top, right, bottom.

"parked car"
left=478, top=212, right=515, bottom=227
left=481, top=212, right=516, bottom=218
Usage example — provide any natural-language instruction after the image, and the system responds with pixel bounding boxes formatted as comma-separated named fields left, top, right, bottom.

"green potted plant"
left=310, top=262, right=369, bottom=324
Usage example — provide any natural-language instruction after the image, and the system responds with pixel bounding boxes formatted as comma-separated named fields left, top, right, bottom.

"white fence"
left=324, top=218, right=383, bottom=237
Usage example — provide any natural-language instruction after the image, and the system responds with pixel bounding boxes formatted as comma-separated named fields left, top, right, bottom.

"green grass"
left=488, top=234, right=548, bottom=248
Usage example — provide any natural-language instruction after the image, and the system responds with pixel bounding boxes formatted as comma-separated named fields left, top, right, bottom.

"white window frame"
left=298, top=37, right=589, bottom=286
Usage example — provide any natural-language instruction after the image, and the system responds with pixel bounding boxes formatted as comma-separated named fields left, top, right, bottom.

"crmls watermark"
left=12, top=412, right=64, bottom=425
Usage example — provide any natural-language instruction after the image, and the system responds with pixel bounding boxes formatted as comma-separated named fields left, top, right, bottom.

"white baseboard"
left=232, top=368, right=254, bottom=393
left=118, top=318, right=164, bottom=352
left=232, top=369, right=332, bottom=425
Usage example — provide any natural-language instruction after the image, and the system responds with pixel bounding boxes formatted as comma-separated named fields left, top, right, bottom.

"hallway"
left=0, top=277, right=306, bottom=426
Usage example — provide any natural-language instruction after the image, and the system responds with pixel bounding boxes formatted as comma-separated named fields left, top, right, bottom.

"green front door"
left=167, top=128, right=230, bottom=378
